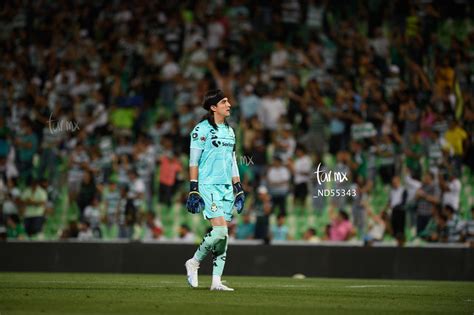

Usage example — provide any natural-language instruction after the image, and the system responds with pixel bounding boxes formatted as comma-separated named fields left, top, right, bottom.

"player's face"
left=213, top=97, right=232, bottom=117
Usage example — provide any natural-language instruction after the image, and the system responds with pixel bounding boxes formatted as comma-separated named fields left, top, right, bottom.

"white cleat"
left=210, top=283, right=234, bottom=291
left=185, top=259, right=199, bottom=288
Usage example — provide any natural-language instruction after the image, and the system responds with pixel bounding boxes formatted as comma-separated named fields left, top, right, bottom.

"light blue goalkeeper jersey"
left=190, top=120, right=236, bottom=185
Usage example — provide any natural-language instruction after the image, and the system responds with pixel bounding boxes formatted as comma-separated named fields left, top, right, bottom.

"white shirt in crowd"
left=129, top=177, right=145, bottom=200
left=207, top=21, right=225, bottom=49
left=161, top=61, right=180, bottom=81
left=367, top=219, right=386, bottom=241
left=294, top=155, right=312, bottom=185
left=267, top=165, right=291, bottom=195
left=270, top=49, right=288, bottom=78
left=389, top=186, right=405, bottom=209
left=258, top=96, right=286, bottom=130
left=83, top=205, right=101, bottom=229
left=404, top=174, right=421, bottom=204
left=442, top=178, right=461, bottom=211
left=277, top=137, right=296, bottom=163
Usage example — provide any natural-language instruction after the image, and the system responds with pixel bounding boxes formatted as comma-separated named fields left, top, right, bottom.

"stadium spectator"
left=363, top=205, right=389, bottom=246
left=143, top=212, right=164, bottom=241
left=77, top=221, right=94, bottom=241
left=444, top=205, right=464, bottom=243
left=387, top=176, right=407, bottom=243
left=274, top=125, right=296, bottom=164
left=83, top=195, right=102, bottom=239
left=5, top=214, right=25, bottom=240
left=404, top=169, right=422, bottom=233
left=114, top=154, right=132, bottom=188
left=248, top=129, right=267, bottom=186
left=376, top=134, right=399, bottom=185
left=327, top=93, right=347, bottom=155
left=177, top=224, right=195, bottom=242
left=117, top=185, right=137, bottom=239
left=286, top=73, right=305, bottom=126
left=431, top=213, right=449, bottom=243
left=415, top=172, right=440, bottom=235
left=67, top=142, right=89, bottom=203
left=271, top=214, right=290, bottom=241
left=419, top=206, right=441, bottom=242
left=77, top=170, right=98, bottom=221
left=0, top=116, right=10, bottom=159
left=127, top=168, right=146, bottom=212
left=439, top=171, right=462, bottom=212
left=253, top=186, right=272, bottom=242
left=238, top=84, right=261, bottom=121
left=133, top=135, right=156, bottom=212
left=301, top=79, right=327, bottom=157
left=60, top=221, right=79, bottom=239
left=158, top=139, right=183, bottom=209
left=289, top=144, right=312, bottom=212
left=258, top=86, right=286, bottom=140
left=465, top=207, right=474, bottom=245
left=15, top=117, right=38, bottom=185
left=21, top=179, right=47, bottom=238
left=331, top=151, right=351, bottom=209
left=302, top=228, right=320, bottom=243
left=102, top=180, right=121, bottom=239
left=2, top=179, right=20, bottom=222
left=404, top=132, right=423, bottom=175
left=325, top=206, right=355, bottom=241
left=235, top=213, right=255, bottom=240
left=351, top=175, right=371, bottom=236
left=266, top=156, right=291, bottom=216
left=443, top=120, right=468, bottom=175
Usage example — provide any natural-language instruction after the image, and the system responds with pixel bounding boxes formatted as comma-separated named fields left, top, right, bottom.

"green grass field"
left=0, top=273, right=473, bottom=315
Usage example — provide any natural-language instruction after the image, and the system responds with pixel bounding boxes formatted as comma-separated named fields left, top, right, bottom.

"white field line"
left=345, top=285, right=427, bottom=289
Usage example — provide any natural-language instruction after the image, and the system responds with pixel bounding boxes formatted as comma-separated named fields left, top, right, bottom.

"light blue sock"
left=211, top=229, right=228, bottom=276
left=193, top=226, right=228, bottom=263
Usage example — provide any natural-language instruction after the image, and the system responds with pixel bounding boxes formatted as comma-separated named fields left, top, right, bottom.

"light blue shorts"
left=199, top=184, right=234, bottom=222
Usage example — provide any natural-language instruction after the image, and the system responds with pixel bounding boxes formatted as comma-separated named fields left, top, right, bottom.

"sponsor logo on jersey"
left=212, top=140, right=234, bottom=148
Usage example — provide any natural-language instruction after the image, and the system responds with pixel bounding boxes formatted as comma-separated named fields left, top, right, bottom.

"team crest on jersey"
left=211, top=202, right=218, bottom=212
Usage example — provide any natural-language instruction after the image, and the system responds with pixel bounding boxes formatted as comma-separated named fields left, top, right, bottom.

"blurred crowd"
left=0, top=0, right=473, bottom=245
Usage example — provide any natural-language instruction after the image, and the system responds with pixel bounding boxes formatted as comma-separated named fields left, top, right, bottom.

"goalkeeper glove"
left=233, top=182, right=245, bottom=214
left=186, top=181, right=205, bottom=214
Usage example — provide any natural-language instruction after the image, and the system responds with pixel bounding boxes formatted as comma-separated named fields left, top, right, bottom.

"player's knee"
left=212, top=226, right=228, bottom=240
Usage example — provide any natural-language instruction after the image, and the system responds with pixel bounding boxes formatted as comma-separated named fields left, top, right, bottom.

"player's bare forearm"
left=189, top=166, right=198, bottom=181
left=232, top=176, right=240, bottom=184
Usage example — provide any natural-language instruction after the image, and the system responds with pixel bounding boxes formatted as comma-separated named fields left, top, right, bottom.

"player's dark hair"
left=200, top=89, right=229, bottom=130
left=202, top=89, right=224, bottom=110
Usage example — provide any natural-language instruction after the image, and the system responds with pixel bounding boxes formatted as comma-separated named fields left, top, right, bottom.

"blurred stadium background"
left=0, top=0, right=473, bottom=247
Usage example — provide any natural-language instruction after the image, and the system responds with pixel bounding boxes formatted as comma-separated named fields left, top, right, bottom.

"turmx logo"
left=238, top=155, right=254, bottom=166
left=48, top=112, right=80, bottom=134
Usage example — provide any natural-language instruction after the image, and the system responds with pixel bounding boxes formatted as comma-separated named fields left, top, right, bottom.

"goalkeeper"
left=184, top=89, right=245, bottom=291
